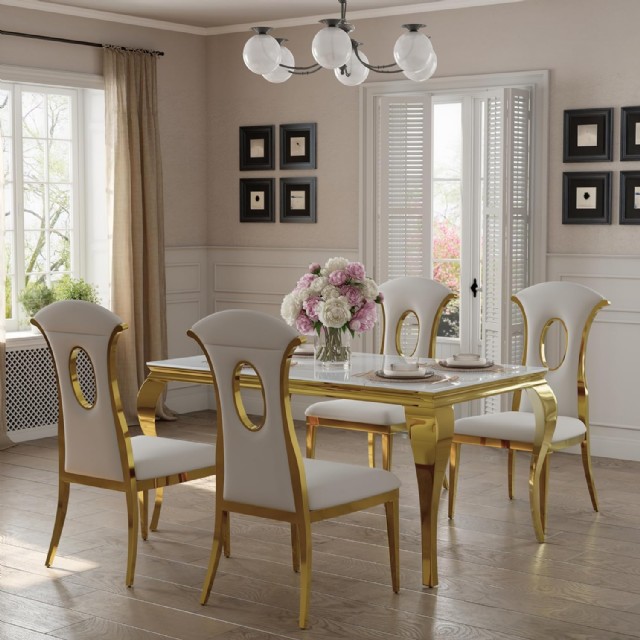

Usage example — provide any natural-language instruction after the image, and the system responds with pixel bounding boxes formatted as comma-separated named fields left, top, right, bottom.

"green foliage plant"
left=53, top=275, right=100, bottom=304
left=18, top=281, right=56, bottom=318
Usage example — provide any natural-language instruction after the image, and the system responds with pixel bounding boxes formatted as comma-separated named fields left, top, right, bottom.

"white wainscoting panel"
left=547, top=254, right=640, bottom=461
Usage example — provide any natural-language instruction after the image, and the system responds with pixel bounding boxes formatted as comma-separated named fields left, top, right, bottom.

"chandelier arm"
left=280, top=62, right=322, bottom=72
left=353, top=47, right=404, bottom=73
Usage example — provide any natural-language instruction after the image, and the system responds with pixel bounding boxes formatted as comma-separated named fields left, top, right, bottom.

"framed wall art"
left=240, top=178, right=275, bottom=222
left=239, top=125, right=274, bottom=170
left=620, top=171, right=640, bottom=224
left=280, top=177, right=317, bottom=223
left=280, top=123, right=317, bottom=170
left=563, top=108, right=612, bottom=162
left=562, top=171, right=611, bottom=224
left=621, top=106, right=640, bottom=161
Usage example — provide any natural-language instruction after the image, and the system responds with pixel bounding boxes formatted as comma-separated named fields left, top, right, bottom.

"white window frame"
left=1, top=64, right=106, bottom=336
left=359, top=70, right=549, bottom=353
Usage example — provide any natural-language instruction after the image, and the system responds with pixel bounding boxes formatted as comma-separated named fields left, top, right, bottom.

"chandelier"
left=242, top=0, right=437, bottom=86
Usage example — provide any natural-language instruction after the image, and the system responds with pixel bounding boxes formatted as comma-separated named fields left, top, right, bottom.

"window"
left=1, top=72, right=106, bottom=332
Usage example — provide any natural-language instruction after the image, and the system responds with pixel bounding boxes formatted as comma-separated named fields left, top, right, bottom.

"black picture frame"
left=280, top=177, right=317, bottom=223
left=621, top=106, right=640, bottom=161
left=239, top=125, right=274, bottom=171
left=562, top=171, right=611, bottom=224
left=280, top=123, right=317, bottom=170
left=240, top=178, right=275, bottom=222
left=563, top=108, right=613, bottom=162
left=620, top=171, right=640, bottom=224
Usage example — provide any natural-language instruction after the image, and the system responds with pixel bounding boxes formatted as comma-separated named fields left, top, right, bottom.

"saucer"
left=438, top=360, right=494, bottom=369
left=376, top=367, right=435, bottom=380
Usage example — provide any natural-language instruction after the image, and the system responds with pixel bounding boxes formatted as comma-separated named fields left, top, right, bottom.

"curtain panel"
left=104, top=47, right=172, bottom=424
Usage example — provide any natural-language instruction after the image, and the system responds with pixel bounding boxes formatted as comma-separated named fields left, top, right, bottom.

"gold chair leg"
left=125, top=487, right=139, bottom=587
left=45, top=479, right=70, bottom=568
left=306, top=419, right=317, bottom=459
left=540, top=453, right=551, bottom=534
left=291, top=523, right=300, bottom=573
left=368, top=432, right=376, bottom=468
left=223, top=512, right=231, bottom=558
left=298, top=520, right=313, bottom=629
left=381, top=434, right=393, bottom=471
left=442, top=473, right=449, bottom=491
left=201, top=509, right=227, bottom=605
left=384, top=497, right=400, bottom=593
left=581, top=439, right=599, bottom=512
left=508, top=449, right=516, bottom=500
left=138, top=490, right=149, bottom=541
left=150, top=486, right=164, bottom=531
left=448, top=443, right=460, bottom=519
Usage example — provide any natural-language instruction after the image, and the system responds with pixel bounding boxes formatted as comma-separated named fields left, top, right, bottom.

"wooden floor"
left=2, top=412, right=640, bottom=640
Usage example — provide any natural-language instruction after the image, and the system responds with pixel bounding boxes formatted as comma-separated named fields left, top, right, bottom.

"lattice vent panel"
left=6, top=347, right=96, bottom=433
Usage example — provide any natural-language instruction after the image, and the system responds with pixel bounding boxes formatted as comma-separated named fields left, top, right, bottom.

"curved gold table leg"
left=524, top=382, right=557, bottom=543
left=136, top=377, right=167, bottom=436
left=406, top=405, right=454, bottom=587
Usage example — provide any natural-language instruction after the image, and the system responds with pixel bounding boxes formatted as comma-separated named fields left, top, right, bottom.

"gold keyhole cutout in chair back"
left=232, top=361, right=266, bottom=431
left=539, top=317, right=568, bottom=372
left=68, top=346, right=96, bottom=410
left=395, top=310, right=420, bottom=357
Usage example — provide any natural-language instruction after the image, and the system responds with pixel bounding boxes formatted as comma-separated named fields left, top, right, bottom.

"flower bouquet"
left=281, top=257, right=383, bottom=368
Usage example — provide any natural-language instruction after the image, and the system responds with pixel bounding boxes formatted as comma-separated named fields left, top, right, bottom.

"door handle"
left=470, top=278, right=481, bottom=298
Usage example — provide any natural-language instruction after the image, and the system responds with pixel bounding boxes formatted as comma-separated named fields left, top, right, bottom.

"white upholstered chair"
left=33, top=300, right=216, bottom=586
left=188, top=309, right=400, bottom=629
left=449, top=282, right=609, bottom=533
left=305, top=276, right=454, bottom=470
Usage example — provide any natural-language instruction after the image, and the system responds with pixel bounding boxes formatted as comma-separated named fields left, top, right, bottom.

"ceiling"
left=1, top=0, right=524, bottom=34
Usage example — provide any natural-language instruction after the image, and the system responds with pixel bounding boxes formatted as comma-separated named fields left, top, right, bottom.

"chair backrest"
left=378, top=277, right=454, bottom=358
left=32, top=300, right=131, bottom=482
left=514, top=282, right=609, bottom=419
left=189, top=310, right=303, bottom=513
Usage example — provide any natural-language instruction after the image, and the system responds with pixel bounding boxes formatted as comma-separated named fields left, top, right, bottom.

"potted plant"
left=53, top=275, right=100, bottom=304
left=18, top=281, right=56, bottom=323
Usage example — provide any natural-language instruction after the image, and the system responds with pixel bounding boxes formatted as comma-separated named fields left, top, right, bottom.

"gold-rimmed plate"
left=375, top=368, right=435, bottom=380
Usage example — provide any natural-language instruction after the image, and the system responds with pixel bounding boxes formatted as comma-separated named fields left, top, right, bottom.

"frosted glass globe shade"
left=393, top=29, right=434, bottom=73
left=263, top=45, right=295, bottom=83
left=312, top=25, right=352, bottom=69
left=403, top=52, right=437, bottom=82
left=243, top=32, right=281, bottom=75
left=335, top=50, right=369, bottom=86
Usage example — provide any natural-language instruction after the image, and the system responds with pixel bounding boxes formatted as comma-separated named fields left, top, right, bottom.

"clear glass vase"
left=315, top=326, right=351, bottom=369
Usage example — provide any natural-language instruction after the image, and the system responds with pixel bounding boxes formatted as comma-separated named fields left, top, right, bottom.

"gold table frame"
left=137, top=354, right=555, bottom=588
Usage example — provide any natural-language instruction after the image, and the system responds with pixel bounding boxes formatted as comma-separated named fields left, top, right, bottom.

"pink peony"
left=340, top=284, right=364, bottom=308
left=303, top=296, right=322, bottom=321
left=295, top=312, right=315, bottom=335
left=328, top=270, right=348, bottom=286
left=349, top=301, right=377, bottom=333
left=345, top=261, right=366, bottom=282
left=308, top=262, right=321, bottom=274
left=296, top=273, right=316, bottom=290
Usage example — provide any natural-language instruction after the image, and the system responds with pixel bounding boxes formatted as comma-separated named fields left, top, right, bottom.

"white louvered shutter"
left=482, top=88, right=531, bottom=412
left=377, top=95, right=431, bottom=283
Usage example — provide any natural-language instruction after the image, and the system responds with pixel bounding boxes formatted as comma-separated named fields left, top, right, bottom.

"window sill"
left=5, top=330, right=47, bottom=350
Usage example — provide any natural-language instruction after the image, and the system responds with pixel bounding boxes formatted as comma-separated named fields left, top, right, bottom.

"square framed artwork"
left=620, top=171, right=640, bottom=224
left=562, top=171, right=611, bottom=224
left=280, top=177, right=317, bottom=223
left=280, top=123, right=317, bottom=170
left=563, top=108, right=613, bottom=162
left=621, top=106, right=640, bottom=161
left=240, top=178, right=275, bottom=222
left=239, top=125, right=274, bottom=170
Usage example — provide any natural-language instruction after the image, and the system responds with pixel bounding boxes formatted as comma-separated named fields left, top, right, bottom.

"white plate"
left=438, top=360, right=494, bottom=369
left=376, top=368, right=435, bottom=380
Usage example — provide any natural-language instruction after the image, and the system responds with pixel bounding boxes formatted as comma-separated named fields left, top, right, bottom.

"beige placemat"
left=432, top=361, right=504, bottom=373
left=356, top=370, right=459, bottom=384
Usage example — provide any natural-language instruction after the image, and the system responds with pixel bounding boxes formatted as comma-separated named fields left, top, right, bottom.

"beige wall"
left=0, top=4, right=208, bottom=246
left=207, top=0, right=640, bottom=255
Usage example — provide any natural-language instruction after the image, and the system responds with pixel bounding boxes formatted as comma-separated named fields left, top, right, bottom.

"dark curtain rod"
left=0, top=28, right=164, bottom=56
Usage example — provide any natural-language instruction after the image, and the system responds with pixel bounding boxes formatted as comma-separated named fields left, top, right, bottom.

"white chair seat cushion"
left=131, top=436, right=215, bottom=481
left=455, top=412, right=586, bottom=444
left=305, top=399, right=405, bottom=426
left=303, top=458, right=400, bottom=511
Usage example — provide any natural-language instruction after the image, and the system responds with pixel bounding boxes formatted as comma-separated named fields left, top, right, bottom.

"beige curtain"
left=104, top=47, right=173, bottom=424
left=0, top=126, right=13, bottom=449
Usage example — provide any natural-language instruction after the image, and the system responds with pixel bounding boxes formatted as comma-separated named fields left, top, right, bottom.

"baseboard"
left=9, top=423, right=57, bottom=443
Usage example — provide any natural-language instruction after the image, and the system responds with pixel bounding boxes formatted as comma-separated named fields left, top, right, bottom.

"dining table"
left=137, top=352, right=556, bottom=588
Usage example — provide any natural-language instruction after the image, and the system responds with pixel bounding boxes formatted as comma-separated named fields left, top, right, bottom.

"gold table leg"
left=406, top=405, right=454, bottom=588
left=136, top=376, right=167, bottom=436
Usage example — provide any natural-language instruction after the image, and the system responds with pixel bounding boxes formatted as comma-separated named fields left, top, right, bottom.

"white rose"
left=321, top=284, right=341, bottom=300
left=323, top=256, right=349, bottom=274
left=319, top=296, right=352, bottom=328
left=361, top=277, right=379, bottom=301
left=309, top=276, right=328, bottom=295
left=280, top=291, right=303, bottom=325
